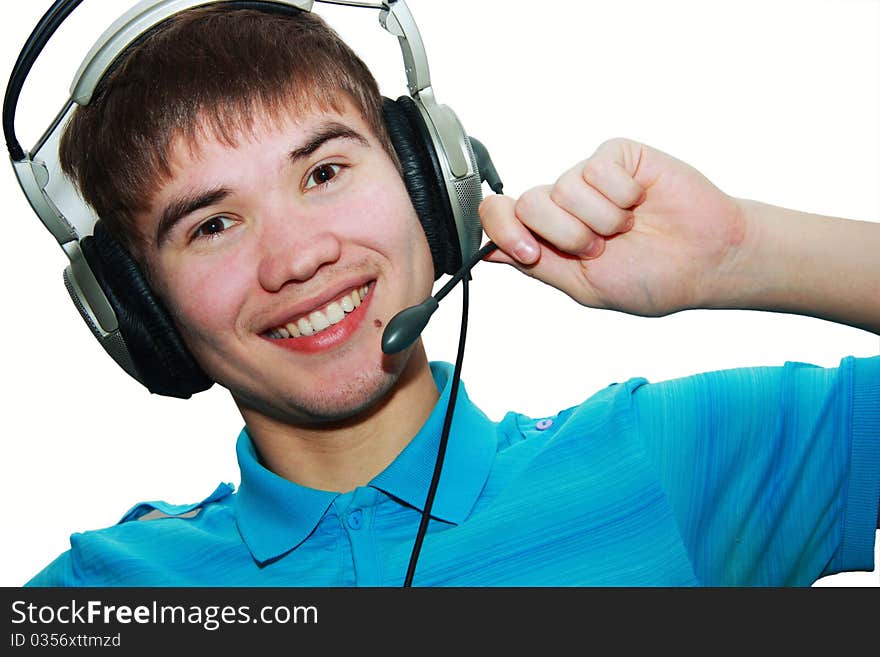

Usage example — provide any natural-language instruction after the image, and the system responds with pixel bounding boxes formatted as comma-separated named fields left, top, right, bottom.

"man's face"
left=138, top=99, right=435, bottom=425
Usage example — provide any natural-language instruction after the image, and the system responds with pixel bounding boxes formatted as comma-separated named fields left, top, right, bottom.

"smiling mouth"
left=265, top=283, right=373, bottom=340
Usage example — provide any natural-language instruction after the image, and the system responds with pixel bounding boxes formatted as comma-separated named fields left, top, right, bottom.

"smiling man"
left=22, top=3, right=880, bottom=587
left=143, top=100, right=439, bottom=493
left=58, top=6, right=442, bottom=496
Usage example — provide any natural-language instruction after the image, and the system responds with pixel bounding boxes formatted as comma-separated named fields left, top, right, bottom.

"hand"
left=478, top=138, right=748, bottom=317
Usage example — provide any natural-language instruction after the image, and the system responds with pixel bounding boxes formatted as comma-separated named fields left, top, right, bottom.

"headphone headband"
left=70, top=0, right=424, bottom=105
left=6, top=0, right=480, bottom=259
left=5, top=1, right=427, bottom=159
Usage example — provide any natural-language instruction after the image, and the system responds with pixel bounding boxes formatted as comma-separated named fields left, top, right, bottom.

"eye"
left=193, top=215, right=236, bottom=241
left=304, top=163, right=342, bottom=190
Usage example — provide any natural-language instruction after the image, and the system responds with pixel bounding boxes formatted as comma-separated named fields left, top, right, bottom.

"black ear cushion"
left=382, top=96, right=461, bottom=278
left=80, top=222, right=213, bottom=398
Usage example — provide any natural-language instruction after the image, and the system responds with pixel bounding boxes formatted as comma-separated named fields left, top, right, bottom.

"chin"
left=298, top=366, right=399, bottom=424
left=234, top=351, right=408, bottom=427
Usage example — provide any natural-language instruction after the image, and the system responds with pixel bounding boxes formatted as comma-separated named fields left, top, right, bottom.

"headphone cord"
left=402, top=271, right=470, bottom=587
left=4, top=0, right=85, bottom=160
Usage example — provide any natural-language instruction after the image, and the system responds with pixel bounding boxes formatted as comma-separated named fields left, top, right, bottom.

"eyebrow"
left=156, top=187, right=231, bottom=247
left=154, top=122, right=370, bottom=247
left=288, top=122, right=370, bottom=164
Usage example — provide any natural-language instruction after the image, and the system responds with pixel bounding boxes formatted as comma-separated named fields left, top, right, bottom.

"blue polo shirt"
left=27, top=357, right=880, bottom=586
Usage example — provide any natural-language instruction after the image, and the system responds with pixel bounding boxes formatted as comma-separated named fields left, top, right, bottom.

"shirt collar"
left=233, top=362, right=497, bottom=564
left=233, top=433, right=339, bottom=565
left=369, top=361, right=496, bottom=523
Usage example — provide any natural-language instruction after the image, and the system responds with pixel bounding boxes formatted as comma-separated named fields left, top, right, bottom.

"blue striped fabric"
left=27, top=357, right=879, bottom=586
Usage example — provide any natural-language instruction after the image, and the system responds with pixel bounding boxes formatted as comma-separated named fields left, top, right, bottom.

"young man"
left=7, top=2, right=879, bottom=586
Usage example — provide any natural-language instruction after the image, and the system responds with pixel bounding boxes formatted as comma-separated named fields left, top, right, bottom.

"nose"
left=257, top=211, right=342, bottom=292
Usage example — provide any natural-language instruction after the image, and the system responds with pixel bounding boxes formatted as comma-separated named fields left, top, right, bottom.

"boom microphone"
left=381, top=240, right=498, bottom=354
left=381, top=134, right=504, bottom=354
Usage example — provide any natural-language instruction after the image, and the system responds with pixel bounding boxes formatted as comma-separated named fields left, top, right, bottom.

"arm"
left=478, top=138, right=880, bottom=530
left=628, top=358, right=879, bottom=583
left=478, top=138, right=880, bottom=335
left=707, top=199, right=880, bottom=335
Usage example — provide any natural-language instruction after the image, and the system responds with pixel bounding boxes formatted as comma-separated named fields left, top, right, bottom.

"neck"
left=238, top=345, right=440, bottom=493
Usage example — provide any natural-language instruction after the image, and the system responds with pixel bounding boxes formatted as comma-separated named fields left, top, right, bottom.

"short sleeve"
left=24, top=483, right=236, bottom=587
left=629, top=355, right=880, bottom=586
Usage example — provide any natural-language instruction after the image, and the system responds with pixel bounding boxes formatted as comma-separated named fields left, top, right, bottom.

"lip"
left=259, top=277, right=375, bottom=334
left=262, top=282, right=375, bottom=354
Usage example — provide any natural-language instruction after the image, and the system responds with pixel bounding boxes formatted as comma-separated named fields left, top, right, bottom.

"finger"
left=551, top=165, right=634, bottom=237
left=515, top=185, right=604, bottom=257
left=478, top=194, right=541, bottom=265
left=482, top=246, right=520, bottom=267
left=580, top=155, right=645, bottom=209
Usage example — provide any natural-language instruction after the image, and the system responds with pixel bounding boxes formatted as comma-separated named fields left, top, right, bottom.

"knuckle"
left=548, top=180, right=575, bottom=209
left=580, top=159, right=605, bottom=184
left=515, top=187, right=544, bottom=218
left=598, top=136, right=629, bottom=152
left=560, top=227, right=594, bottom=254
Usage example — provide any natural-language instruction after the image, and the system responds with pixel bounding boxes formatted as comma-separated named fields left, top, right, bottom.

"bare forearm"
left=705, top=199, right=880, bottom=335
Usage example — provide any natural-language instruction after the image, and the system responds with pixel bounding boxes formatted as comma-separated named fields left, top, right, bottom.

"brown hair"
left=60, top=5, right=398, bottom=254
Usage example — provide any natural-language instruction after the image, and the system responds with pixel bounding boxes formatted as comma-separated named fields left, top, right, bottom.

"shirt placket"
left=333, top=487, right=383, bottom=586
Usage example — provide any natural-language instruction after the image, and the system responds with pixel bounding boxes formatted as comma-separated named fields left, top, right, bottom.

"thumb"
left=478, top=193, right=541, bottom=267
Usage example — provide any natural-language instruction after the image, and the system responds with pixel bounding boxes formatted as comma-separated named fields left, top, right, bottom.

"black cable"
left=403, top=272, right=470, bottom=587
left=381, top=241, right=497, bottom=356
left=4, top=0, right=86, bottom=161
left=433, top=241, right=497, bottom=304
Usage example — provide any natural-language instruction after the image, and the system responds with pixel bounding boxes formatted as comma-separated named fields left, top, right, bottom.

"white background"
left=0, top=0, right=877, bottom=587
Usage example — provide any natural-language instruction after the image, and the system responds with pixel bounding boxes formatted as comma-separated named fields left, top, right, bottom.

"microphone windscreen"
left=381, top=298, right=440, bottom=354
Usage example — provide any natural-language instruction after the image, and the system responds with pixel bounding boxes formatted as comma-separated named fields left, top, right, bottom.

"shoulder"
left=26, top=483, right=237, bottom=587
left=114, top=482, right=235, bottom=524
left=493, top=376, right=651, bottom=461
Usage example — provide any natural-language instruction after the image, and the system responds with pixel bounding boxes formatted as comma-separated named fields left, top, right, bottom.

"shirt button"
left=536, top=418, right=553, bottom=430
left=347, top=509, right=364, bottom=530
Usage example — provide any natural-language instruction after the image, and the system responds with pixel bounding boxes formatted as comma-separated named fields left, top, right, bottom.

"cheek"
left=352, top=180, right=408, bottom=229
left=156, top=251, right=253, bottom=343
left=347, top=177, right=432, bottom=263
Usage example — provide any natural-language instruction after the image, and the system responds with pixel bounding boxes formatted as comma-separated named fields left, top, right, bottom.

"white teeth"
left=309, top=310, right=330, bottom=332
left=326, top=302, right=345, bottom=325
left=297, top=317, right=315, bottom=337
left=268, top=283, right=371, bottom=339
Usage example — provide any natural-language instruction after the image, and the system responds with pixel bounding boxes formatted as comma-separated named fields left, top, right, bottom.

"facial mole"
left=374, top=319, right=384, bottom=329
